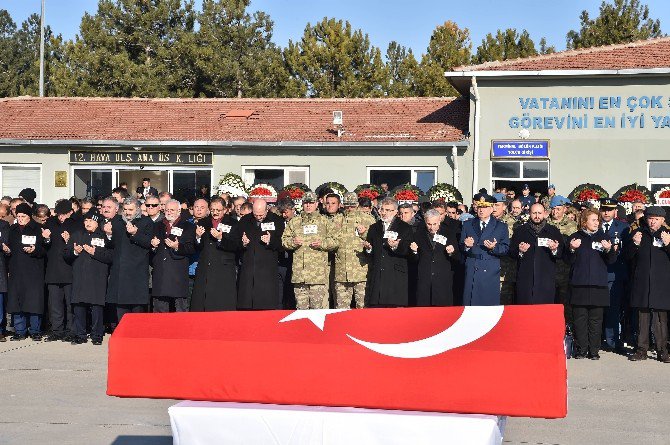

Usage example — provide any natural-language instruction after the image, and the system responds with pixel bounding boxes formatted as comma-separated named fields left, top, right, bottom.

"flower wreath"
left=568, top=183, right=608, bottom=207
left=248, top=183, right=278, bottom=203
left=354, top=184, right=382, bottom=201
left=218, top=173, right=248, bottom=198
left=654, top=186, right=670, bottom=206
left=428, top=183, right=463, bottom=204
left=392, top=183, right=423, bottom=204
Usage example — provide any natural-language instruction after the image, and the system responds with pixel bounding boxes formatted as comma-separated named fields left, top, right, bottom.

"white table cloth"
left=169, top=401, right=505, bottom=445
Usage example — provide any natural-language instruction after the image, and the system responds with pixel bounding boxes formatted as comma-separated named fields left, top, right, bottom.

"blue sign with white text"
left=491, top=140, right=549, bottom=158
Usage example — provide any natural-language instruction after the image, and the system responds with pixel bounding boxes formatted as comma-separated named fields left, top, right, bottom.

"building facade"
left=0, top=97, right=468, bottom=205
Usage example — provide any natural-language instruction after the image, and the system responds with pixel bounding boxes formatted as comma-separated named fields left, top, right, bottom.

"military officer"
left=460, top=193, right=510, bottom=306
left=333, top=193, right=376, bottom=309
left=547, top=195, right=578, bottom=325
left=519, top=184, right=535, bottom=211
left=281, top=192, right=337, bottom=309
left=493, top=192, right=517, bottom=305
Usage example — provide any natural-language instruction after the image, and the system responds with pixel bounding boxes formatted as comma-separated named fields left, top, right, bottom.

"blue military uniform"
left=518, top=184, right=534, bottom=210
left=460, top=194, right=510, bottom=306
left=599, top=198, right=630, bottom=350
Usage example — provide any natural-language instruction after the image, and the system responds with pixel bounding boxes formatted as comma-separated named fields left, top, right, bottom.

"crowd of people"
left=0, top=179, right=667, bottom=364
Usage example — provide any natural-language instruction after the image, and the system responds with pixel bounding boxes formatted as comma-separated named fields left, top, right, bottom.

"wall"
left=474, top=75, right=670, bottom=199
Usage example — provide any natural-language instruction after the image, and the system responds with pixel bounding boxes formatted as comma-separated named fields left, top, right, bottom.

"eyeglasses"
left=145, top=203, right=160, bottom=208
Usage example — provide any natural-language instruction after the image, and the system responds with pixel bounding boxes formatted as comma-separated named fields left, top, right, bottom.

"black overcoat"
left=0, top=219, right=10, bottom=293
left=564, top=229, right=617, bottom=306
left=190, top=215, right=238, bottom=311
left=509, top=222, right=564, bottom=304
left=625, top=225, right=670, bottom=310
left=236, top=212, right=285, bottom=310
left=413, top=224, right=460, bottom=307
left=151, top=218, right=196, bottom=299
left=105, top=215, right=154, bottom=306
left=65, top=228, right=112, bottom=305
left=44, top=215, right=79, bottom=284
left=365, top=218, right=413, bottom=307
left=6, top=220, right=45, bottom=314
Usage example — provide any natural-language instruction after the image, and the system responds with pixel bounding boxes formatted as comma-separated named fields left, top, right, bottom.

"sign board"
left=69, top=150, right=212, bottom=166
left=491, top=140, right=549, bottom=158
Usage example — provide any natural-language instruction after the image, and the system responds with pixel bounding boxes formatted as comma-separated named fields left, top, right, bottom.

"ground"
left=1, top=338, right=668, bottom=445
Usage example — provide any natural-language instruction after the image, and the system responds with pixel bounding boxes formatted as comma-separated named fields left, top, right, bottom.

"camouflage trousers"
left=294, top=284, right=329, bottom=310
left=335, top=281, right=366, bottom=309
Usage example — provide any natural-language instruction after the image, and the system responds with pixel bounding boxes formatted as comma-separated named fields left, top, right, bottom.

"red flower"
left=287, top=188, right=305, bottom=199
left=618, top=189, right=648, bottom=203
left=358, top=189, right=379, bottom=200
left=250, top=187, right=272, bottom=197
left=395, top=190, right=418, bottom=201
left=577, top=189, right=600, bottom=201
left=660, top=190, right=670, bottom=199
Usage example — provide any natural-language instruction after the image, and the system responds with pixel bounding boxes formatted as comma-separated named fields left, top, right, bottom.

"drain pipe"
left=451, top=144, right=459, bottom=189
left=471, top=76, right=480, bottom=199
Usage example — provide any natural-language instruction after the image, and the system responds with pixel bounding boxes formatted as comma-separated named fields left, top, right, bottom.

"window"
left=367, top=167, right=437, bottom=193
left=647, top=161, right=670, bottom=194
left=242, top=166, right=309, bottom=190
left=0, top=164, right=41, bottom=201
left=172, top=170, right=212, bottom=202
left=491, top=160, right=549, bottom=182
left=73, top=169, right=113, bottom=198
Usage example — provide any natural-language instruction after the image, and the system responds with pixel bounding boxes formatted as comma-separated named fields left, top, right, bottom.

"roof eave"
left=445, top=67, right=670, bottom=95
left=0, top=139, right=469, bottom=148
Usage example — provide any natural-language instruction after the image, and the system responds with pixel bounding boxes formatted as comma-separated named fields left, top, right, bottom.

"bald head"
left=253, top=199, right=268, bottom=221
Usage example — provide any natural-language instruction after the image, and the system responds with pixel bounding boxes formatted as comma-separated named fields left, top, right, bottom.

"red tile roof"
left=0, top=97, right=468, bottom=143
left=453, top=37, right=670, bottom=72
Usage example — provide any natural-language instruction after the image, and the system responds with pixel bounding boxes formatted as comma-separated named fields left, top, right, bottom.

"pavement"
left=1, top=337, right=668, bottom=445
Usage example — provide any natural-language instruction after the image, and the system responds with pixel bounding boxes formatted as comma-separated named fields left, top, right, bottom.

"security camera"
left=133, top=146, right=142, bottom=151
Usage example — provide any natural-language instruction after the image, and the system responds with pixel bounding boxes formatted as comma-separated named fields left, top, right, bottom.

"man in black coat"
left=399, top=203, right=420, bottom=305
left=104, top=197, right=154, bottom=322
left=6, top=203, right=45, bottom=341
left=625, top=206, right=670, bottom=363
left=65, top=211, right=113, bottom=345
left=190, top=197, right=239, bottom=311
left=42, top=199, right=79, bottom=342
left=409, top=209, right=459, bottom=306
left=150, top=199, right=196, bottom=313
left=365, top=198, right=413, bottom=307
left=509, top=203, right=564, bottom=305
left=236, top=200, right=286, bottom=310
left=0, top=217, right=8, bottom=342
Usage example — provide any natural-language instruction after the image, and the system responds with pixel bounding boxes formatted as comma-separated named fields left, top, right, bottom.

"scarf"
left=530, top=219, right=546, bottom=234
left=581, top=228, right=597, bottom=236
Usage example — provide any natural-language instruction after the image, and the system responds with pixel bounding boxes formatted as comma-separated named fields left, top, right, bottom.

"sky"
left=3, top=0, right=670, bottom=57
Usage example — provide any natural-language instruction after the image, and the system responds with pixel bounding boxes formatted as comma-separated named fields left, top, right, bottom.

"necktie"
left=481, top=221, right=487, bottom=232
left=604, top=223, right=610, bottom=233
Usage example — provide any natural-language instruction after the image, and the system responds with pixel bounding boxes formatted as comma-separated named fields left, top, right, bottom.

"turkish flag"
left=107, top=305, right=567, bottom=418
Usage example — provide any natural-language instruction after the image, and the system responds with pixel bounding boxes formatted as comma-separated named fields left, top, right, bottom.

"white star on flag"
left=279, top=309, right=349, bottom=331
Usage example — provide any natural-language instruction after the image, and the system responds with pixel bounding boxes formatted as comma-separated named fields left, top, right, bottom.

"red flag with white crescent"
left=107, top=305, right=567, bottom=418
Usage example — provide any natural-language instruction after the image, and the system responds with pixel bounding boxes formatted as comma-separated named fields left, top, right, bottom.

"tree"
left=0, top=9, right=17, bottom=96
left=566, top=0, right=662, bottom=49
left=283, top=17, right=387, bottom=98
left=194, top=0, right=292, bottom=98
left=414, top=21, right=471, bottom=97
left=51, top=0, right=197, bottom=97
left=472, top=29, right=538, bottom=64
left=384, top=41, right=419, bottom=97
left=539, top=37, right=556, bottom=55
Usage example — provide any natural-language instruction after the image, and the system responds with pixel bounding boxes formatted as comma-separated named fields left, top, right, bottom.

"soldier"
left=547, top=195, right=578, bottom=326
left=322, top=193, right=344, bottom=307
left=333, top=193, right=376, bottom=309
left=493, top=193, right=517, bottom=305
left=281, top=192, right=337, bottom=309
left=540, top=184, right=556, bottom=210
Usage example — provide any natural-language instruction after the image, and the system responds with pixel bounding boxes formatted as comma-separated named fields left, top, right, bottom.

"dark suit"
left=601, top=218, right=630, bottom=348
left=459, top=217, right=510, bottom=306
left=137, top=186, right=158, bottom=198
left=151, top=217, right=196, bottom=312
left=365, top=218, right=413, bottom=307
left=413, top=224, right=460, bottom=306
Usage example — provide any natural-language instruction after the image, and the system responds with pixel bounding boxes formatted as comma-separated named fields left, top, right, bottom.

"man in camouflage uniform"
left=547, top=195, right=578, bottom=325
left=281, top=192, right=337, bottom=309
left=540, top=184, right=556, bottom=210
left=333, top=193, right=376, bottom=309
left=493, top=193, right=517, bottom=305
left=322, top=193, right=344, bottom=307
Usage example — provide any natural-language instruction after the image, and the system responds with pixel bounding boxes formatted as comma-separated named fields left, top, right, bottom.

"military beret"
left=492, top=193, right=506, bottom=203
left=522, top=184, right=530, bottom=191
left=644, top=206, right=666, bottom=218
left=549, top=195, right=570, bottom=209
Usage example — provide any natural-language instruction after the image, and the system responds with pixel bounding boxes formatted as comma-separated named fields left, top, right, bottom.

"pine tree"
left=473, top=29, right=538, bottom=64
left=283, top=17, right=387, bottom=98
left=384, top=41, right=419, bottom=97
left=566, top=0, right=662, bottom=49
